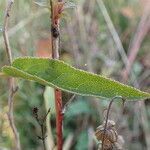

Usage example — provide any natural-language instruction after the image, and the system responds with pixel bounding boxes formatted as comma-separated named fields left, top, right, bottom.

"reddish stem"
left=50, top=0, right=63, bottom=149
left=55, top=89, right=63, bottom=150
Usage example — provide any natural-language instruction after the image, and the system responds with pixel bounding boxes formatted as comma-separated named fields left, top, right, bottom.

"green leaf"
left=2, top=57, right=150, bottom=101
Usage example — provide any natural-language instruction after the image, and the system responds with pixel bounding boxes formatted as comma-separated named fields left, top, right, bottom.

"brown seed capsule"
left=32, top=107, right=39, bottom=120
left=95, top=120, right=118, bottom=150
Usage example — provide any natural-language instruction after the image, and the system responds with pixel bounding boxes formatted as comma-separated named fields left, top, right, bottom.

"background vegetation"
left=0, top=0, right=150, bottom=149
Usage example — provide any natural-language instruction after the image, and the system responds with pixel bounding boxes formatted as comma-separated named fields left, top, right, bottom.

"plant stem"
left=55, top=89, right=63, bottom=150
left=101, top=99, right=114, bottom=150
left=101, top=96, right=124, bottom=150
left=3, top=0, right=21, bottom=150
left=41, top=124, right=46, bottom=150
left=49, top=0, right=63, bottom=149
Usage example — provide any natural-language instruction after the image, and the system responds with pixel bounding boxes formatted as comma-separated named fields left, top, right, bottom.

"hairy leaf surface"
left=2, top=57, right=150, bottom=100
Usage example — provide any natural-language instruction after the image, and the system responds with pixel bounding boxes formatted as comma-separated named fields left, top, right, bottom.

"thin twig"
left=62, top=94, right=76, bottom=114
left=102, top=96, right=125, bottom=150
left=43, top=108, right=51, bottom=122
left=33, top=107, right=50, bottom=150
left=3, top=0, right=21, bottom=150
left=3, top=0, right=14, bottom=64
left=41, top=124, right=46, bottom=150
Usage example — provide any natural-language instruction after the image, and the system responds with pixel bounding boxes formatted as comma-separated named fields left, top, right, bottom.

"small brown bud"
left=32, top=107, right=39, bottom=119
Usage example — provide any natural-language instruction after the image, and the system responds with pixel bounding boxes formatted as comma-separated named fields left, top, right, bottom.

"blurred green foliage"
left=0, top=0, right=149, bottom=149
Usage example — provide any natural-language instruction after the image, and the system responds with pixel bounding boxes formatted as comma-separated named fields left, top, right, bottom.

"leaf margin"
left=2, top=57, right=150, bottom=101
